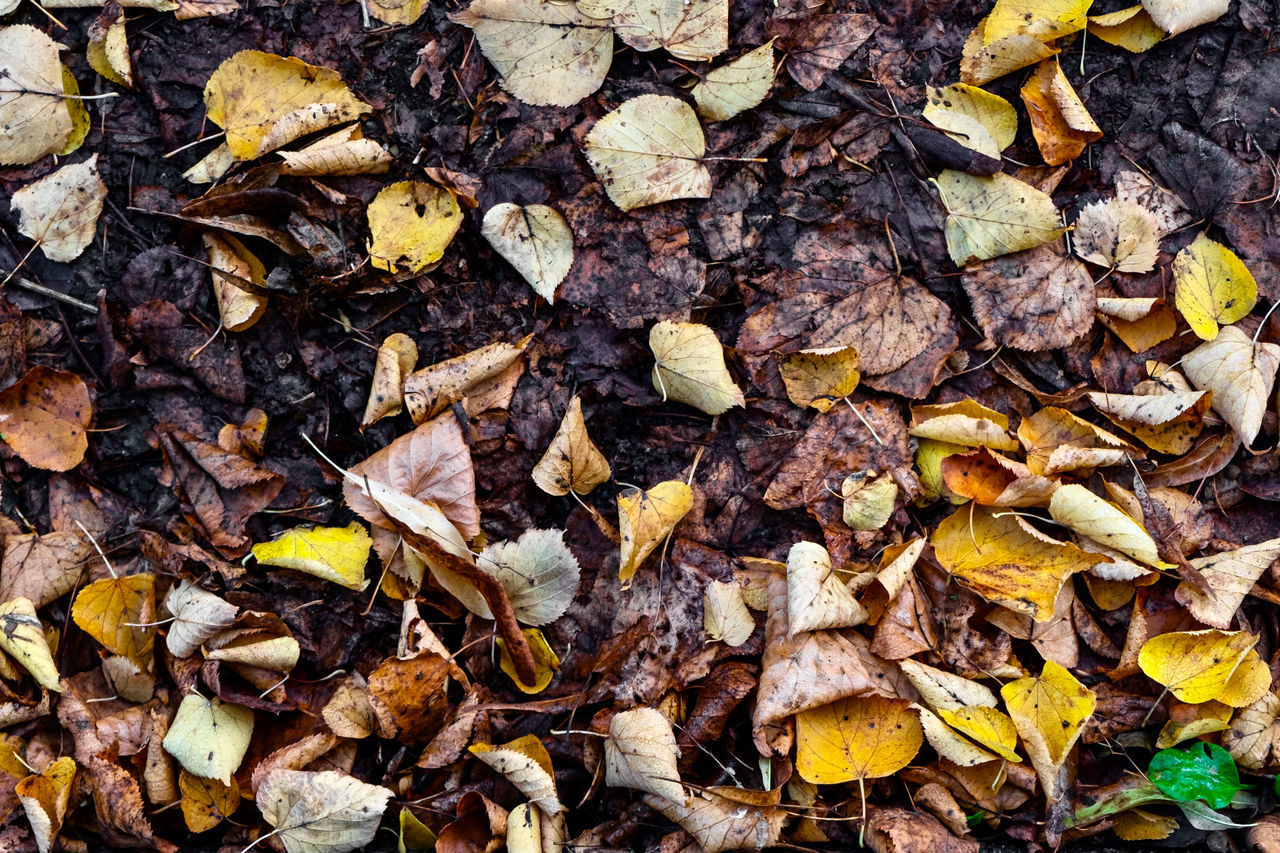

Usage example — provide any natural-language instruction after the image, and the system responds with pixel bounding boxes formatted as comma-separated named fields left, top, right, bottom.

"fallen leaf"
left=650, top=321, right=744, bottom=415
left=1095, top=297, right=1178, bottom=352
left=865, top=807, right=980, bottom=853
left=1089, top=5, right=1164, bottom=51
left=960, top=18, right=1060, bottom=86
left=937, top=706, right=1021, bottom=761
left=256, top=769, right=392, bottom=853
left=908, top=399, right=1019, bottom=450
left=180, top=770, right=238, bottom=833
left=0, top=598, right=61, bottom=692
left=361, top=333, right=418, bottom=429
left=402, top=336, right=529, bottom=423
left=1142, top=0, right=1228, bottom=35
left=605, top=707, right=686, bottom=804
left=203, top=50, right=371, bottom=160
left=961, top=244, right=1095, bottom=350
left=841, top=471, right=898, bottom=531
left=87, top=8, right=132, bottom=85
left=588, top=0, right=727, bottom=59
left=1174, top=235, right=1257, bottom=341
left=899, top=659, right=997, bottom=713
left=531, top=395, right=611, bottom=497
left=693, top=41, right=775, bottom=121
left=449, top=0, right=612, bottom=107
left=617, top=480, right=694, bottom=586
left=203, top=612, right=300, bottom=674
left=1223, top=691, right=1279, bottom=770
left=162, top=693, right=253, bottom=784
left=481, top=203, right=574, bottom=302
left=71, top=573, right=156, bottom=668
left=1017, top=406, right=1135, bottom=475
left=321, top=674, right=377, bottom=740
left=252, top=522, right=372, bottom=591
left=367, top=181, right=462, bottom=274
left=1181, top=325, right=1280, bottom=445
left=923, top=83, right=1017, bottom=158
left=11, top=155, right=108, bottom=262
left=933, top=170, right=1065, bottom=265
left=786, top=541, right=867, bottom=635
left=497, top=627, right=560, bottom=693
left=164, top=581, right=237, bottom=658
left=984, top=0, right=1091, bottom=43
left=939, top=447, right=1060, bottom=507
left=1086, top=389, right=1209, bottom=455
left=1074, top=198, right=1160, bottom=272
left=1156, top=699, right=1232, bottom=748
left=1049, top=484, right=1164, bottom=568
left=795, top=695, right=923, bottom=784
left=583, top=95, right=712, bottom=212
left=277, top=124, right=391, bottom=176
left=202, top=231, right=267, bottom=333
left=478, top=529, right=580, bottom=626
left=366, top=0, right=426, bottom=26
left=765, top=13, right=874, bottom=91
left=0, top=366, right=92, bottom=472
left=469, top=734, right=561, bottom=814
left=1001, top=660, right=1095, bottom=800
left=1138, top=629, right=1257, bottom=704
left=1020, top=58, right=1101, bottom=165
left=16, top=756, right=75, bottom=853
left=703, top=580, right=754, bottom=647
left=778, top=346, right=860, bottom=413
left=0, top=25, right=73, bottom=165
left=1175, top=539, right=1280, bottom=629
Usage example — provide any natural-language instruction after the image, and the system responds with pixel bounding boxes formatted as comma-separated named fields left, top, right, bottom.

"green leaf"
left=1149, top=743, right=1246, bottom=809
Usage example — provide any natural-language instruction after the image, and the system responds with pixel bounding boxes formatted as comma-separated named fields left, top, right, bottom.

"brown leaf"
left=962, top=244, right=1096, bottom=351
left=865, top=807, right=979, bottom=853
left=0, top=367, right=92, bottom=472
left=765, top=14, right=875, bottom=91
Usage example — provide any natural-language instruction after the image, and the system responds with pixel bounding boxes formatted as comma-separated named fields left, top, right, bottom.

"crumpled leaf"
left=481, top=203, right=574, bottom=302
left=71, top=573, right=156, bottom=668
left=796, top=695, right=923, bottom=784
left=1182, top=325, right=1280, bottom=445
left=692, top=41, right=775, bottom=122
left=0, top=25, right=74, bottom=165
left=0, top=598, right=60, bottom=691
left=778, top=346, right=860, bottom=413
left=11, top=155, right=108, bottom=262
left=1001, top=660, right=1095, bottom=800
left=1049, top=484, right=1164, bottom=568
left=939, top=447, right=1059, bottom=507
left=1020, top=58, right=1101, bottom=165
left=277, top=124, right=391, bottom=176
left=1074, top=198, right=1160, bottom=272
left=1149, top=742, right=1245, bottom=809
left=252, top=522, right=372, bottom=591
left=937, top=706, right=1021, bottom=762
left=361, top=333, right=418, bottom=429
left=644, top=790, right=785, bottom=853
left=256, top=769, right=392, bottom=853
left=1086, top=389, right=1209, bottom=456
left=899, top=659, right=997, bottom=713
left=1173, top=235, right=1257, bottom=341
left=0, top=366, right=92, bottom=472
left=841, top=471, right=898, bottom=531
left=497, top=627, right=560, bottom=693
left=583, top=95, right=712, bottom=212
left=162, top=693, right=253, bottom=784
left=163, top=579, right=238, bottom=658
left=787, top=541, right=867, bottom=635
left=402, top=335, right=529, bottom=424
left=1176, top=539, right=1280, bottom=629
left=16, top=755, right=75, bottom=853
left=1224, top=692, right=1279, bottom=770
left=469, top=734, right=561, bottom=815
left=203, top=50, right=371, bottom=160
left=1139, top=630, right=1262, bottom=704
left=703, top=580, right=754, bottom=647
left=650, top=321, right=744, bottom=415
left=478, top=529, right=580, bottom=627
left=908, top=399, right=1018, bottom=451
left=960, top=17, right=1060, bottom=86
left=202, top=231, right=267, bottom=333
left=1095, top=296, right=1178, bottom=352
left=531, top=395, right=611, bottom=497
left=1017, top=406, right=1135, bottom=475
left=618, top=480, right=693, bottom=586
left=961, top=244, right=1095, bottom=351
left=367, top=181, right=462, bottom=275
left=449, top=0, right=612, bottom=107
left=933, top=170, right=1065, bottom=265
left=605, top=707, right=686, bottom=805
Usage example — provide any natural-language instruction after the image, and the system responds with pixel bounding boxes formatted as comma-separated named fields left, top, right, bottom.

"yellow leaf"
left=1155, top=700, right=1232, bottom=748
left=469, top=734, right=561, bottom=814
left=361, top=332, right=418, bottom=429
left=1173, top=235, right=1257, bottom=341
left=532, top=395, right=612, bottom=497
left=203, top=231, right=267, bottom=333
left=1086, top=388, right=1209, bottom=455
left=0, top=26, right=73, bottom=165
left=1088, top=6, right=1164, bottom=52
left=916, top=705, right=1003, bottom=766
left=703, top=580, right=754, bottom=647
left=498, top=627, right=560, bottom=694
left=12, top=155, right=108, bottom=264
left=618, top=480, right=694, bottom=586
left=909, top=399, right=1018, bottom=450
left=481, top=203, right=574, bottom=302
left=16, top=755, right=75, bottom=853
left=932, top=504, right=1108, bottom=621
left=0, top=598, right=60, bottom=692
left=1017, top=406, right=1136, bottom=475
left=401, top=336, right=529, bottom=424
left=841, top=472, right=898, bottom=532
left=367, top=181, right=462, bottom=274
left=1182, top=325, right=1280, bottom=445
left=984, top=0, right=1092, bottom=43
left=57, top=65, right=90, bottom=158
left=650, top=321, right=744, bottom=415
left=277, top=124, right=392, bottom=176
left=795, top=695, right=923, bottom=784
left=1001, top=660, right=1095, bottom=801
left=933, top=170, right=1065, bottom=265
left=163, top=693, right=254, bottom=784
left=1095, top=296, right=1178, bottom=352
left=1113, top=809, right=1178, bottom=841
left=778, top=346, right=860, bottom=413
left=924, top=83, right=1018, bottom=154
left=605, top=706, right=686, bottom=803
left=584, top=95, right=712, bottom=212
left=1075, top=198, right=1160, bottom=273
left=257, top=769, right=392, bottom=853
left=1176, top=539, right=1280, bottom=629
left=203, top=50, right=371, bottom=160
left=366, top=0, right=426, bottom=24
left=1138, top=629, right=1257, bottom=704
left=87, top=9, right=132, bottom=86
left=1218, top=649, right=1272, bottom=708
left=960, top=18, right=1060, bottom=86
left=937, top=707, right=1021, bottom=762
left=252, top=522, right=373, bottom=591
left=71, top=574, right=156, bottom=668
left=398, top=807, right=438, bottom=852
left=645, top=791, right=786, bottom=853
left=1020, top=58, right=1101, bottom=166
left=786, top=541, right=867, bottom=635
left=180, top=769, right=239, bottom=833
left=898, top=659, right=998, bottom=712
left=693, top=41, right=775, bottom=122
left=1048, top=484, right=1164, bottom=568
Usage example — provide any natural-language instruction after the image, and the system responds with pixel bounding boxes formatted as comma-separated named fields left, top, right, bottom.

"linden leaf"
left=1001, top=660, right=1096, bottom=801
left=202, top=231, right=267, bottom=333
left=916, top=705, right=1004, bottom=766
left=203, top=50, right=371, bottom=160
left=163, top=694, right=254, bottom=784
left=841, top=471, right=898, bottom=532
left=703, top=580, right=754, bottom=647
left=1182, top=325, right=1280, bottom=445
left=605, top=707, right=686, bottom=804
left=479, top=528, right=581, bottom=627
left=0, top=366, right=92, bottom=472
left=1017, top=406, right=1136, bottom=475
left=583, top=95, right=712, bottom=212
left=1095, top=296, right=1178, bottom=352
left=256, top=769, right=392, bottom=853
left=960, top=19, right=1060, bottom=86
left=203, top=612, right=300, bottom=673
left=961, top=244, right=1096, bottom=351
left=531, top=395, right=612, bottom=497
left=984, top=0, right=1092, bottom=43
left=1216, top=648, right=1272, bottom=708
left=909, top=399, right=1018, bottom=450
left=1088, top=5, right=1164, bottom=51
left=0, top=598, right=60, bottom=691
left=1086, top=389, right=1209, bottom=456
left=367, top=181, right=462, bottom=274
left=252, top=523, right=372, bottom=591
left=786, top=541, right=867, bottom=635
left=469, top=734, right=561, bottom=814
left=449, top=0, right=612, bottom=107
left=1176, top=539, right=1280, bottom=629
left=933, top=170, right=1065, bottom=265
left=1048, top=484, right=1164, bottom=568
left=692, top=41, right=775, bottom=122
left=11, top=155, right=108, bottom=263
left=618, top=480, right=694, bottom=586
left=1020, top=58, right=1101, bottom=166
left=939, top=446, right=1060, bottom=507
left=180, top=769, right=239, bottom=833
left=1173, top=235, right=1257, bottom=341
left=937, top=707, right=1021, bottom=762
left=1139, top=629, right=1257, bottom=704
left=898, top=659, right=998, bottom=713
left=644, top=791, right=786, bottom=853
left=650, top=321, right=744, bottom=415
left=932, top=504, right=1108, bottom=621
left=497, top=627, right=560, bottom=693
left=1223, top=692, right=1280, bottom=770
left=71, top=573, right=156, bottom=667
left=163, top=579, right=238, bottom=658
left=1074, top=198, right=1160, bottom=273
left=795, top=695, right=923, bottom=785
left=16, top=755, right=75, bottom=853
left=924, top=83, right=1018, bottom=158
left=0, top=25, right=73, bottom=165
left=586, top=0, right=727, bottom=60
left=481, top=203, right=574, bottom=302
left=361, top=333, right=418, bottom=430
left=778, top=346, right=860, bottom=413
left=1149, top=743, right=1245, bottom=809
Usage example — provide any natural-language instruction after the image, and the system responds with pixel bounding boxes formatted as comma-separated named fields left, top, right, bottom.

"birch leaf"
left=618, top=480, right=694, bottom=586
left=1001, top=661, right=1095, bottom=801
left=253, top=523, right=373, bottom=591
left=11, top=155, right=108, bottom=262
left=164, top=580, right=238, bottom=659
left=256, top=769, right=393, bottom=853
left=692, top=42, right=775, bottom=121
left=482, top=203, right=574, bottom=302
left=933, top=170, right=1065, bottom=265
left=583, top=95, right=712, bottom=212
left=795, top=695, right=923, bottom=784
left=0, top=598, right=60, bottom=691
left=0, top=26, right=73, bottom=165
left=531, top=395, right=611, bottom=497
left=480, top=529, right=580, bottom=627
left=367, top=181, right=462, bottom=274
left=605, top=707, right=685, bottom=804
left=163, top=694, right=254, bottom=784
left=1173, top=235, right=1257, bottom=341
left=650, top=321, right=744, bottom=415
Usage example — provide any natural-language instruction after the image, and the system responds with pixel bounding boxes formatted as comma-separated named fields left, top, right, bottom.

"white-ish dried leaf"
left=11, top=156, right=108, bottom=262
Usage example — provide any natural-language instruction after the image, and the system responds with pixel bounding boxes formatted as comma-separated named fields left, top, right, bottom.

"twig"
left=9, top=277, right=98, bottom=314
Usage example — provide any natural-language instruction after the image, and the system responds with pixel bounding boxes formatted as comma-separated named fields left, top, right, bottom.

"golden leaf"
left=252, top=522, right=373, bottom=591
left=795, top=695, right=923, bottom=784
left=937, top=707, right=1021, bottom=762
left=924, top=83, right=1018, bottom=153
left=532, top=395, right=612, bottom=497
left=367, top=181, right=462, bottom=274
left=778, top=346, right=860, bottom=413
left=1173, top=235, right=1258, bottom=341
left=1000, top=660, right=1095, bottom=800
left=469, top=734, right=561, bottom=814
left=650, top=321, right=744, bottom=415
left=71, top=573, right=156, bottom=668
left=497, top=627, right=560, bottom=694
left=617, top=480, right=694, bottom=586
left=180, top=770, right=239, bottom=833
left=202, top=231, right=267, bottom=333
left=0, top=598, right=60, bottom=692
left=1138, top=629, right=1257, bottom=704
left=361, top=333, right=418, bottom=429
left=16, top=756, right=75, bottom=853
left=1020, top=58, right=1101, bottom=166
left=1048, top=484, right=1164, bottom=568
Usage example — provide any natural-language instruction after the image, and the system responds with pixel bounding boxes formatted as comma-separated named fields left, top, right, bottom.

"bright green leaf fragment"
left=1149, top=743, right=1246, bottom=809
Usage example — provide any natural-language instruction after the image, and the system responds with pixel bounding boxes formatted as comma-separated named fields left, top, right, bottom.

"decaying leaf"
left=402, top=336, right=530, bottom=423
left=779, top=346, right=860, bottom=413
left=164, top=580, right=238, bottom=658
left=361, top=333, right=418, bottom=429
left=1174, top=235, right=1257, bottom=341
left=1182, top=325, right=1280, bottom=445
left=909, top=399, right=1018, bottom=451
left=1001, top=660, right=1095, bottom=800
left=0, top=598, right=60, bottom=691
left=1086, top=389, right=1209, bottom=455
left=796, top=695, right=923, bottom=784
left=583, top=95, right=712, bottom=212
left=1020, top=58, right=1101, bottom=165
left=277, top=124, right=391, bottom=176
left=703, top=580, right=754, bottom=647
left=0, top=366, right=92, bottom=472
left=960, top=17, right=1060, bottom=86
left=180, top=770, right=239, bottom=833
left=605, top=707, right=686, bottom=804
left=531, top=396, right=612, bottom=497
left=587, top=0, right=727, bottom=60
left=650, top=321, right=744, bottom=415
left=469, top=735, right=561, bottom=814
left=479, top=529, right=580, bottom=627
left=162, top=693, right=253, bottom=784
left=618, top=480, right=694, bottom=586
left=16, top=756, right=75, bottom=853
left=11, top=155, right=108, bottom=262
left=961, top=244, right=1095, bottom=351
left=786, top=541, right=867, bottom=635
left=481, top=203, right=574, bottom=302
left=692, top=41, right=775, bottom=122
left=644, top=790, right=785, bottom=853
left=202, top=231, right=267, bottom=333
left=841, top=471, right=898, bottom=531
left=1223, top=692, right=1279, bottom=770
left=1095, top=296, right=1178, bottom=352
left=983, top=0, right=1091, bottom=43
left=1176, top=539, right=1280, bottom=629
left=1074, top=198, right=1160, bottom=272
left=933, top=170, right=1065, bottom=265
left=252, top=522, right=373, bottom=591
left=0, top=26, right=74, bottom=165
left=367, top=181, right=462, bottom=274
left=256, top=769, right=392, bottom=853
left=1018, top=406, right=1135, bottom=475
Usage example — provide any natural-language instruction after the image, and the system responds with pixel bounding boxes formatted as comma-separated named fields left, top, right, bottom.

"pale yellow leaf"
left=481, top=203, right=574, bottom=302
left=786, top=541, right=867, bottom=636
left=256, top=769, right=392, bottom=853
left=278, top=124, right=391, bottom=176
left=1074, top=198, right=1160, bottom=272
left=202, top=231, right=267, bottom=333
left=1176, top=539, right=1280, bottom=629
left=692, top=41, right=775, bottom=121
left=583, top=95, right=712, bottom=212
left=469, top=734, right=561, bottom=814
left=11, top=155, right=108, bottom=262
left=605, top=707, right=685, bottom=804
left=703, top=580, right=754, bottom=647
left=163, top=693, right=254, bottom=784
left=531, top=395, right=611, bottom=497
left=479, top=528, right=580, bottom=626
left=1048, top=484, right=1164, bottom=568
left=0, top=598, right=60, bottom=692
left=618, top=480, right=694, bottom=586
left=841, top=471, right=898, bottom=532
left=1138, top=629, right=1257, bottom=704
left=0, top=26, right=73, bottom=165
left=1143, top=0, right=1228, bottom=35
left=933, top=170, right=1065, bottom=265
left=650, top=321, right=744, bottom=415
left=1182, top=325, right=1280, bottom=445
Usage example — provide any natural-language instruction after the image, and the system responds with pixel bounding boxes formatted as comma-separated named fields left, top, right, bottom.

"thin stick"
left=858, top=776, right=867, bottom=847
left=76, top=521, right=117, bottom=579
left=842, top=397, right=883, bottom=445
left=8, top=277, right=98, bottom=314
left=163, top=130, right=225, bottom=159
left=25, top=0, right=68, bottom=29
